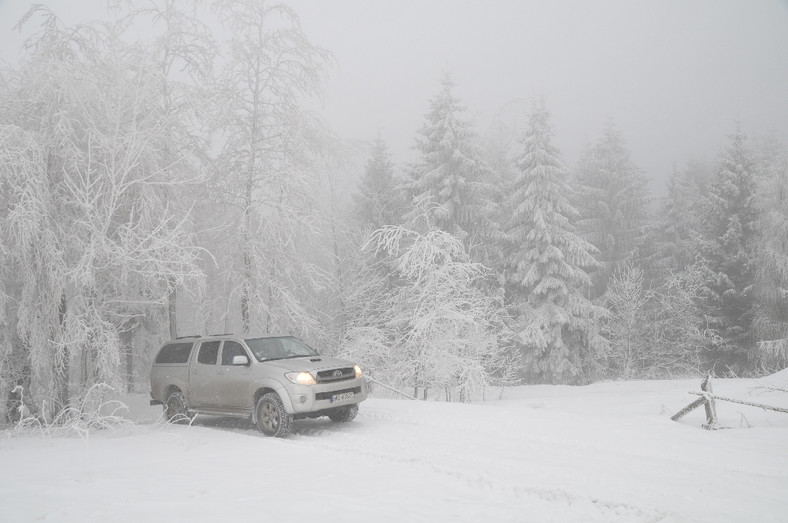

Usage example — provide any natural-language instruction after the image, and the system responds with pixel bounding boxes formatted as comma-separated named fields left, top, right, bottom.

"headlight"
left=354, top=365, right=363, bottom=378
left=285, top=371, right=316, bottom=385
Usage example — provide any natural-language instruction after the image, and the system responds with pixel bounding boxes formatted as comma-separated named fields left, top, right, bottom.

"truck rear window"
left=154, top=342, right=194, bottom=364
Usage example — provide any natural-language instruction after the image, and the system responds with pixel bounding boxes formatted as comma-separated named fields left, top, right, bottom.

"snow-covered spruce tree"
left=316, top=151, right=369, bottom=354
left=695, top=124, right=759, bottom=374
left=0, top=9, right=203, bottom=414
left=335, top=137, right=409, bottom=367
left=207, top=0, right=334, bottom=339
left=353, top=136, right=402, bottom=230
left=752, top=139, right=788, bottom=371
left=474, top=104, right=521, bottom=279
left=365, top=222, right=514, bottom=401
left=574, top=123, right=649, bottom=298
left=402, top=74, right=497, bottom=253
left=503, top=101, right=606, bottom=384
left=639, top=161, right=712, bottom=286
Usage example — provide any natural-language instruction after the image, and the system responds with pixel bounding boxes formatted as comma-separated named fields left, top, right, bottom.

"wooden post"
left=674, top=375, right=788, bottom=429
left=700, top=375, right=718, bottom=430
left=670, top=397, right=707, bottom=421
left=671, top=374, right=718, bottom=429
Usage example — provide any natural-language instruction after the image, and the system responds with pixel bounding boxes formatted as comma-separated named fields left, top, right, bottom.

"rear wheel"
left=328, top=403, right=358, bottom=423
left=164, top=391, right=192, bottom=424
left=255, top=392, right=292, bottom=437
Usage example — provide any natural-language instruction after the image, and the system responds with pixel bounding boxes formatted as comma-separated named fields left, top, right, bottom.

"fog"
left=2, top=0, right=787, bottom=192
left=291, top=0, right=788, bottom=193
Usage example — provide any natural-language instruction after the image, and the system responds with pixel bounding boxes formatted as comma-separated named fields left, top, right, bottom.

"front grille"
left=315, top=387, right=362, bottom=401
left=316, top=367, right=355, bottom=383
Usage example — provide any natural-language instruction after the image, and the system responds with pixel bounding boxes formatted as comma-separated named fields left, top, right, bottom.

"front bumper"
left=284, top=376, right=368, bottom=414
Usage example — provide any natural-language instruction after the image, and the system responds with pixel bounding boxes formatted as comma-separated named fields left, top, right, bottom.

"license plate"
left=331, top=392, right=354, bottom=403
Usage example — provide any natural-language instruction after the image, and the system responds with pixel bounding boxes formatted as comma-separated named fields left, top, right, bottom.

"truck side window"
left=155, top=342, right=193, bottom=364
left=197, top=341, right=220, bottom=365
left=221, top=341, right=247, bottom=365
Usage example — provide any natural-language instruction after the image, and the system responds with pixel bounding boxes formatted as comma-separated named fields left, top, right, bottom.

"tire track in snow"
left=174, top=404, right=673, bottom=521
left=289, top=407, right=673, bottom=522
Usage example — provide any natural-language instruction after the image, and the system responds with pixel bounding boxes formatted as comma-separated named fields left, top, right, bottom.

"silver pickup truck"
left=149, top=334, right=368, bottom=437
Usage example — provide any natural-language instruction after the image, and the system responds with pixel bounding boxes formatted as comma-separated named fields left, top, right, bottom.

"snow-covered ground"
left=3, top=373, right=788, bottom=522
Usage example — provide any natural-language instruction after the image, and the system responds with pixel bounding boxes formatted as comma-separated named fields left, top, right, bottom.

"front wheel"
left=255, top=392, right=293, bottom=437
left=164, top=391, right=193, bottom=424
left=328, top=403, right=358, bottom=423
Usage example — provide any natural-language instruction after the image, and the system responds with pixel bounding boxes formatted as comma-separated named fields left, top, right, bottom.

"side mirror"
left=232, top=354, right=250, bottom=366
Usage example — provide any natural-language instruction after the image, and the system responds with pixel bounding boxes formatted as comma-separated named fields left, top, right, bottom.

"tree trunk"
left=121, top=325, right=134, bottom=393
left=332, top=228, right=345, bottom=330
left=168, top=280, right=177, bottom=339
left=241, top=188, right=253, bottom=334
left=242, top=248, right=252, bottom=334
left=54, top=292, right=70, bottom=416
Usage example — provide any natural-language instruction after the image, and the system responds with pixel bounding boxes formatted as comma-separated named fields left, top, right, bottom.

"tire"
left=164, top=391, right=192, bottom=424
left=328, top=403, right=358, bottom=423
left=6, top=400, right=21, bottom=424
left=255, top=392, right=293, bottom=437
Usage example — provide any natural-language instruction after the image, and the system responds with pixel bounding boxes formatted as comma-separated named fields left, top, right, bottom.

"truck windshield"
left=244, top=336, right=319, bottom=362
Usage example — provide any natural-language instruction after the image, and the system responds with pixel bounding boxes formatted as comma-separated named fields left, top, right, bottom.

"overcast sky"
left=2, top=0, right=787, bottom=194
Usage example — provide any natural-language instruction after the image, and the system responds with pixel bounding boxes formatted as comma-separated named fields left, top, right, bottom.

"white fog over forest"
left=0, top=1, right=787, bottom=521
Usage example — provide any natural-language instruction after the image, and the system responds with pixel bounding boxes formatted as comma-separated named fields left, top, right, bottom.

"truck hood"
left=261, top=355, right=354, bottom=373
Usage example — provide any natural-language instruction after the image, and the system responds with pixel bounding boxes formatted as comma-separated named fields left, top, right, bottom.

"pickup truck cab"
left=149, top=334, right=368, bottom=437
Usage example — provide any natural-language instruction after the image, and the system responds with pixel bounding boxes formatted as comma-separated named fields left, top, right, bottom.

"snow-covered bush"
left=342, top=224, right=514, bottom=402
left=6, top=383, right=131, bottom=438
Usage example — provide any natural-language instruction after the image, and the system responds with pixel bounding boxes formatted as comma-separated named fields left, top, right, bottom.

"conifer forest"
left=1, top=1, right=787, bottom=419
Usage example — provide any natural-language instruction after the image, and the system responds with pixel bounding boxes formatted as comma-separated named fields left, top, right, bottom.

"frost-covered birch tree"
left=503, top=102, right=606, bottom=384
left=366, top=223, right=513, bottom=401
left=602, top=264, right=652, bottom=379
left=119, top=0, right=215, bottom=343
left=603, top=262, right=711, bottom=379
left=334, top=231, right=400, bottom=377
left=650, top=264, right=712, bottom=377
left=0, top=8, right=203, bottom=413
left=207, top=0, right=333, bottom=338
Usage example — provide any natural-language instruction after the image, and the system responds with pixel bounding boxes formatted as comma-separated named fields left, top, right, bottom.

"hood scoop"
left=310, top=358, right=322, bottom=362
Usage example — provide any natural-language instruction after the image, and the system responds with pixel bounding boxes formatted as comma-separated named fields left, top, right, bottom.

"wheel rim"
left=167, top=398, right=179, bottom=420
left=260, top=401, right=279, bottom=432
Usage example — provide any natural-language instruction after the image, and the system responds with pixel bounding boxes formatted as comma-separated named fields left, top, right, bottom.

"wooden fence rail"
left=687, top=391, right=788, bottom=414
left=672, top=374, right=788, bottom=429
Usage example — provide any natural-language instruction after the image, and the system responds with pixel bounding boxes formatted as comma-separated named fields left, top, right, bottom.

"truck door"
left=216, top=340, right=253, bottom=412
left=189, top=340, right=221, bottom=407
